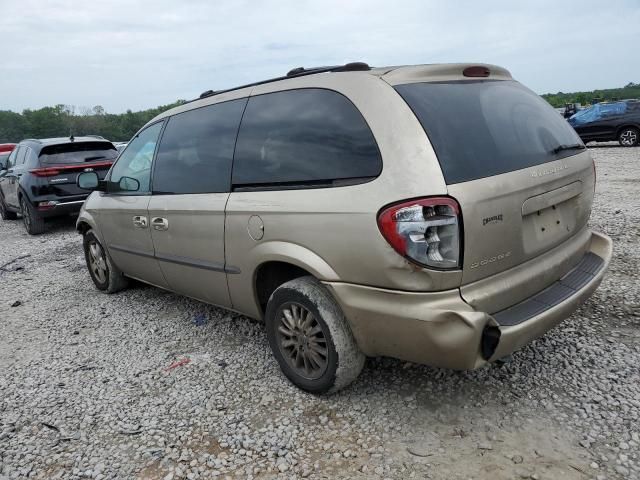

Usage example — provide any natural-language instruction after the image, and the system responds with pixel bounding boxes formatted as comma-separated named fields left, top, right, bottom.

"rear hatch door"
left=394, top=77, right=594, bottom=300
left=35, top=141, right=118, bottom=197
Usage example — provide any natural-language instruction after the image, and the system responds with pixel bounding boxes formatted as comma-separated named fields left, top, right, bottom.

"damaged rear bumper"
left=324, top=230, right=612, bottom=370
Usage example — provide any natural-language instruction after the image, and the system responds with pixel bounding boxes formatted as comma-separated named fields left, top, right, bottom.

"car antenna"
left=69, top=130, right=75, bottom=142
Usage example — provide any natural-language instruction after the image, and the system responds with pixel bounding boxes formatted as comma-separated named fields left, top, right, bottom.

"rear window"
left=395, top=80, right=583, bottom=184
left=232, top=88, right=381, bottom=188
left=39, top=141, right=117, bottom=164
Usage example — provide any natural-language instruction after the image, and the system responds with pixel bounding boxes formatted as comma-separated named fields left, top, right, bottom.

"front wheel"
left=20, top=196, right=45, bottom=234
left=618, top=127, right=639, bottom=147
left=265, top=276, right=365, bottom=394
left=83, top=230, right=129, bottom=293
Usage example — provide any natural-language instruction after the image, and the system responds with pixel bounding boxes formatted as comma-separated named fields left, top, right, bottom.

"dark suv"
left=0, top=137, right=117, bottom=234
left=568, top=100, right=640, bottom=147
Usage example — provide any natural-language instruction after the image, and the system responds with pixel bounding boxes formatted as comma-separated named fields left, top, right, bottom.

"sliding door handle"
left=151, top=217, right=169, bottom=231
left=132, top=216, right=148, bottom=228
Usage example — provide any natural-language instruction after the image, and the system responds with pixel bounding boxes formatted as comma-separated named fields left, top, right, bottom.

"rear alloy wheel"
left=83, top=229, right=129, bottom=293
left=0, top=194, right=18, bottom=220
left=265, top=276, right=365, bottom=394
left=20, top=196, right=45, bottom=234
left=618, top=127, right=639, bottom=147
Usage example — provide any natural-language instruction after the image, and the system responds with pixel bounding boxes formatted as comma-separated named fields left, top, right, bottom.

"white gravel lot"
left=0, top=145, right=639, bottom=480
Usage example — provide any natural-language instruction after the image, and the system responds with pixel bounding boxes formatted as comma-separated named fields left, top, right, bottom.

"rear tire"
left=20, top=196, right=45, bottom=235
left=83, top=229, right=129, bottom=293
left=265, top=276, right=365, bottom=394
left=0, top=194, right=18, bottom=220
left=618, top=127, right=639, bottom=147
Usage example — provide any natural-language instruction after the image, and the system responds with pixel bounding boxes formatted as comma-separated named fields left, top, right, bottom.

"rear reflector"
left=378, top=197, right=462, bottom=269
left=37, top=200, right=59, bottom=210
left=463, top=66, right=490, bottom=78
left=30, top=161, right=113, bottom=177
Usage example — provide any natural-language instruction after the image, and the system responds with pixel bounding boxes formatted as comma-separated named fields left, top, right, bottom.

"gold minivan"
left=76, top=62, right=612, bottom=393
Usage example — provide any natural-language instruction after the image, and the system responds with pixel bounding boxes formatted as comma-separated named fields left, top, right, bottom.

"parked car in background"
left=568, top=100, right=640, bottom=146
left=114, top=142, right=128, bottom=153
left=76, top=62, right=611, bottom=393
left=0, top=137, right=117, bottom=233
left=0, top=143, right=17, bottom=171
left=563, top=102, right=582, bottom=118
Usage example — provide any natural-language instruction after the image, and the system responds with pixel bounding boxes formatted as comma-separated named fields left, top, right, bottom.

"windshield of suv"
left=395, top=80, right=583, bottom=184
left=39, top=141, right=118, bottom=164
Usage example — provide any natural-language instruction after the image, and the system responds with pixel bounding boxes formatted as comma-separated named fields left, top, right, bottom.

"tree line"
left=542, top=82, right=640, bottom=107
left=0, top=101, right=185, bottom=144
left=1, top=82, right=638, bottom=144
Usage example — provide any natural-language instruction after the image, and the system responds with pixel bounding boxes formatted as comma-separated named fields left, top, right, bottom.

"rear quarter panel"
left=225, top=73, right=458, bottom=319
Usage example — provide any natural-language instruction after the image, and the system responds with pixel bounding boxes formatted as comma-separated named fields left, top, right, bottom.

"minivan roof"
left=151, top=62, right=512, bottom=126
left=193, top=62, right=511, bottom=102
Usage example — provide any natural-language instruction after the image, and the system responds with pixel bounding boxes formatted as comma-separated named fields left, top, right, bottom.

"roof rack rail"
left=192, top=61, right=370, bottom=104
left=199, top=89, right=216, bottom=99
left=286, top=62, right=370, bottom=77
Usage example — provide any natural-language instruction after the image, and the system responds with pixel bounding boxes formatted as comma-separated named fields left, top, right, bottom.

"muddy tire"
left=83, top=229, right=129, bottom=293
left=20, top=196, right=45, bottom=235
left=265, top=276, right=365, bottom=394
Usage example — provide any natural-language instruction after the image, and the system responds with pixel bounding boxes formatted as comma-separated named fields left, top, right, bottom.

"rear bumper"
left=325, top=230, right=612, bottom=370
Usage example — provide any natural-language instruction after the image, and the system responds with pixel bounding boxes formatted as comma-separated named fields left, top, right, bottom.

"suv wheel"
left=265, top=276, right=365, bottom=394
left=618, top=127, right=639, bottom=147
left=0, top=194, right=18, bottom=220
left=83, top=229, right=129, bottom=293
left=20, top=196, right=45, bottom=234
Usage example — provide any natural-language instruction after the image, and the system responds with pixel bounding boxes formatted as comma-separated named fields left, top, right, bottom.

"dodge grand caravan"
left=75, top=62, right=612, bottom=393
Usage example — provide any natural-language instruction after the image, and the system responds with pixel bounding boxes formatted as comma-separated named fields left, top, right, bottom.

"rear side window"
left=395, top=80, right=583, bottom=184
left=233, top=88, right=381, bottom=188
left=153, top=98, right=246, bottom=194
left=39, top=142, right=118, bottom=164
left=15, top=147, right=27, bottom=165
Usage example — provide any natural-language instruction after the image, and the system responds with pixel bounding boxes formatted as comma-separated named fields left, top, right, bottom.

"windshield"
left=395, top=80, right=583, bottom=184
left=39, top=141, right=118, bottom=164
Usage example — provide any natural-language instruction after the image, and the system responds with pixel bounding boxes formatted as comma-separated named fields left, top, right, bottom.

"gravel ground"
left=0, top=145, right=638, bottom=480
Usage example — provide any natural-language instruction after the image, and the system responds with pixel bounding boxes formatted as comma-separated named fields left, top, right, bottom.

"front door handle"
left=151, top=217, right=169, bottom=231
left=132, top=216, right=148, bottom=228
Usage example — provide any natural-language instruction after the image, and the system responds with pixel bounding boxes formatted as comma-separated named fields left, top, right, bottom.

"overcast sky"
left=1, top=0, right=639, bottom=113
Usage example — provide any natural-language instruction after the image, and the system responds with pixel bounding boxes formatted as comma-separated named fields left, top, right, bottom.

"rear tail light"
left=30, top=161, right=113, bottom=178
left=378, top=197, right=462, bottom=270
left=37, top=200, right=59, bottom=210
left=30, top=168, right=61, bottom=177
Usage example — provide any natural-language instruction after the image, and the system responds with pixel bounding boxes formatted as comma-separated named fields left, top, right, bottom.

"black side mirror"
left=77, top=171, right=100, bottom=190
left=118, top=176, right=140, bottom=192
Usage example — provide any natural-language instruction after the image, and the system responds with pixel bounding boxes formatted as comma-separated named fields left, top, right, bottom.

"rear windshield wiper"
left=551, top=144, right=586, bottom=154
